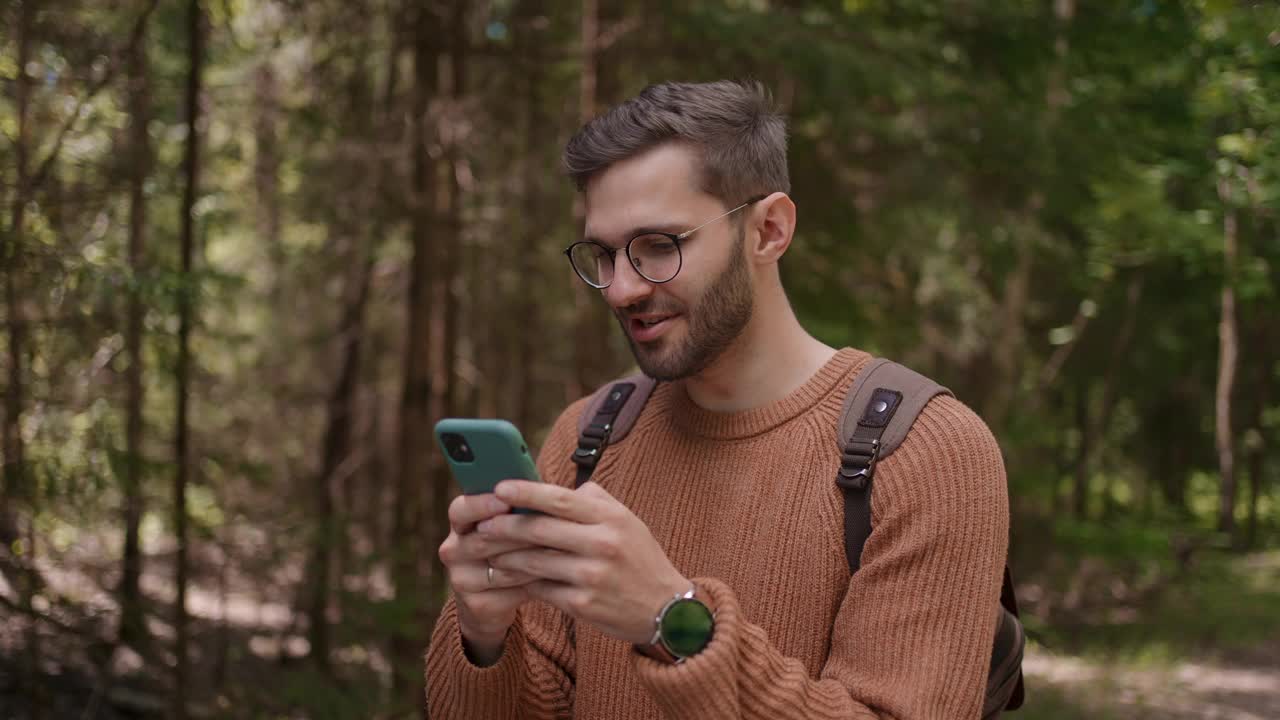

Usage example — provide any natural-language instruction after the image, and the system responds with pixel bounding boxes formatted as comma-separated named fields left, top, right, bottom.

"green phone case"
left=434, top=419, right=541, bottom=511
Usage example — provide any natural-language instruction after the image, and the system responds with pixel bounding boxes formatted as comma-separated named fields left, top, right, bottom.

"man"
left=426, top=80, right=1009, bottom=719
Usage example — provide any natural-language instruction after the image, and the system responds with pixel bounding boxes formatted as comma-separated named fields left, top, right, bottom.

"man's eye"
left=640, top=237, right=678, bottom=254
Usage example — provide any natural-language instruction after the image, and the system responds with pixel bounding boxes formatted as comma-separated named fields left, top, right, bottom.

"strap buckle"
left=572, top=422, right=613, bottom=467
left=837, top=438, right=880, bottom=490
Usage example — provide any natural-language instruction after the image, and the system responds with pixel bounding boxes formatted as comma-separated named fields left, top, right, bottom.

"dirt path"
left=1024, top=644, right=1280, bottom=719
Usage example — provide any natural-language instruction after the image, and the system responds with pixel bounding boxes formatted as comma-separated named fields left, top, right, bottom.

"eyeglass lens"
left=569, top=234, right=681, bottom=288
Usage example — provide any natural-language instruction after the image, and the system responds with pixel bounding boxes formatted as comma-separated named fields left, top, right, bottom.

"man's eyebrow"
left=583, top=223, right=687, bottom=247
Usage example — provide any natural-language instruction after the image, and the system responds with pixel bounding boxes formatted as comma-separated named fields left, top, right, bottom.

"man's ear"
left=749, top=192, right=796, bottom=264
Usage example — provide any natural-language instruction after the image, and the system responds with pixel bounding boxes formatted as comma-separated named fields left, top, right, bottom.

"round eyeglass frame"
left=563, top=194, right=768, bottom=289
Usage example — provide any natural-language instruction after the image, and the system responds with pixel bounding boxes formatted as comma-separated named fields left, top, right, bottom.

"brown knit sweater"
left=425, top=348, right=1010, bottom=719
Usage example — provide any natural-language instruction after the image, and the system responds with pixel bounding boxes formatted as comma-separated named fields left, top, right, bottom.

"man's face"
left=582, top=143, right=755, bottom=381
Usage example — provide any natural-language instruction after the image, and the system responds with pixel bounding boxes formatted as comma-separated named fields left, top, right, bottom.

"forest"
left=1, top=0, right=1278, bottom=717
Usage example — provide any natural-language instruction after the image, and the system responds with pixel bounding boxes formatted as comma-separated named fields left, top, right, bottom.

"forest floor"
left=1026, top=638, right=1280, bottom=719
left=1022, top=548, right=1280, bottom=719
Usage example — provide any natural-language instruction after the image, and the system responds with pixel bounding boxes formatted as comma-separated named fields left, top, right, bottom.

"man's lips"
left=627, top=313, right=680, bottom=342
left=630, top=313, right=675, bottom=326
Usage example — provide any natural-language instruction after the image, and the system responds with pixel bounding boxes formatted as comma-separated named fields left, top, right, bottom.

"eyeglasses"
left=564, top=195, right=767, bottom=289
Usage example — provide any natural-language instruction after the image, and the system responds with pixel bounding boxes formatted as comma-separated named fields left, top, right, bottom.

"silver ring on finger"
left=487, top=562, right=495, bottom=586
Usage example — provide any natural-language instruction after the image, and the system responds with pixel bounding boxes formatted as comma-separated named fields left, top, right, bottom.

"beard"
left=617, top=232, right=755, bottom=382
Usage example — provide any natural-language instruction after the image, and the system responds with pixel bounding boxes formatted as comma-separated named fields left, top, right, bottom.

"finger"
left=474, top=512, right=599, bottom=554
left=489, top=548, right=591, bottom=586
left=456, top=587, right=530, bottom=635
left=451, top=562, right=537, bottom=594
left=575, top=481, right=619, bottom=504
left=455, top=531, right=540, bottom=562
left=525, top=579, right=586, bottom=618
left=449, top=492, right=512, bottom=534
left=494, top=480, right=606, bottom=523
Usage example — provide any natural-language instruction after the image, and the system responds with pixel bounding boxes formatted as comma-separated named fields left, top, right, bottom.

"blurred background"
left=1, top=0, right=1278, bottom=717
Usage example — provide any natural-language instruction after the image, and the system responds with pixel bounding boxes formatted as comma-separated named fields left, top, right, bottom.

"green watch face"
left=660, top=598, right=714, bottom=657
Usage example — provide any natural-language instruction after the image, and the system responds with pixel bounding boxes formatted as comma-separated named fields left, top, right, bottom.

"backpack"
left=569, top=358, right=1025, bottom=718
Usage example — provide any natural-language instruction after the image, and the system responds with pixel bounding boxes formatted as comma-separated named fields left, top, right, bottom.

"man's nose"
left=603, top=252, right=653, bottom=310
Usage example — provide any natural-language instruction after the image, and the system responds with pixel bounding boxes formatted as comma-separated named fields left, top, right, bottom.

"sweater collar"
left=656, top=347, right=871, bottom=440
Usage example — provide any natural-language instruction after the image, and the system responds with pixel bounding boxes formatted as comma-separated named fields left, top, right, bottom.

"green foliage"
left=1025, top=684, right=1118, bottom=720
left=3, top=0, right=1279, bottom=716
left=1035, top=547, right=1280, bottom=665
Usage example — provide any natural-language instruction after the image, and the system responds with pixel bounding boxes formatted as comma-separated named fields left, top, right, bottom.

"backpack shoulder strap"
left=839, top=360, right=1026, bottom=712
left=837, top=358, right=953, bottom=458
left=837, top=359, right=951, bottom=574
left=571, top=373, right=658, bottom=488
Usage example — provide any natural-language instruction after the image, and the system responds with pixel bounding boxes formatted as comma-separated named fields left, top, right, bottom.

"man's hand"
left=437, top=492, right=540, bottom=665
left=478, top=480, right=690, bottom=645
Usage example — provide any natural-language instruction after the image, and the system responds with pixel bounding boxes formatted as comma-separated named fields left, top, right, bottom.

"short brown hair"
left=563, top=80, right=789, bottom=207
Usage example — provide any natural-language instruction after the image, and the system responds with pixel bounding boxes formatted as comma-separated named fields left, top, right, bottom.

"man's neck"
left=682, top=294, right=836, bottom=413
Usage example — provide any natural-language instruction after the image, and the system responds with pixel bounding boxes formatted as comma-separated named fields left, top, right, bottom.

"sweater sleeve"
left=425, top=597, right=577, bottom=719
left=424, top=397, right=594, bottom=719
left=632, top=395, right=1010, bottom=719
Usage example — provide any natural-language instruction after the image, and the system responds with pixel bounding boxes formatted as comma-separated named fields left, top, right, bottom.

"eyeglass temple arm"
left=675, top=194, right=769, bottom=240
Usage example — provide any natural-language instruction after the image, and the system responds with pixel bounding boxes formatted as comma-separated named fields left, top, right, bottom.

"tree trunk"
left=252, top=60, right=284, bottom=313
left=120, top=4, right=153, bottom=651
left=437, top=0, right=467, bottom=422
left=1091, top=275, right=1143, bottom=518
left=1215, top=178, right=1238, bottom=537
left=578, top=0, right=598, bottom=155
left=5, top=3, right=37, bottom=713
left=569, top=0, right=609, bottom=400
left=3, top=0, right=34, bottom=538
left=514, top=0, right=546, bottom=432
left=1245, top=322, right=1271, bottom=549
left=422, top=0, right=469, bottom=636
left=251, top=49, right=296, bottom=510
left=1073, top=383, right=1090, bottom=520
left=27, top=526, right=46, bottom=720
left=172, top=2, right=205, bottom=716
left=304, top=43, right=385, bottom=662
left=343, top=14, right=404, bottom=646
left=1156, top=409, right=1191, bottom=516
left=991, top=0, right=1074, bottom=429
left=306, top=232, right=373, bottom=672
left=392, top=1, right=438, bottom=708
left=988, top=236, right=1032, bottom=430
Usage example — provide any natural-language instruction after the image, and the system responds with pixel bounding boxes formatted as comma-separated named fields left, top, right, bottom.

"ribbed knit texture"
left=426, top=348, right=1010, bottom=719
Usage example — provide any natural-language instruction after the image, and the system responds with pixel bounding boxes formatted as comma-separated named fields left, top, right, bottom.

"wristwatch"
left=634, top=583, right=716, bottom=664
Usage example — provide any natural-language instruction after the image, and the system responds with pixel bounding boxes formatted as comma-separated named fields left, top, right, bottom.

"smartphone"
left=435, top=418, right=541, bottom=514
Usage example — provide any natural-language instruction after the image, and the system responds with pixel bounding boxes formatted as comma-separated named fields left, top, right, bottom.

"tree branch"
left=28, top=0, right=160, bottom=194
